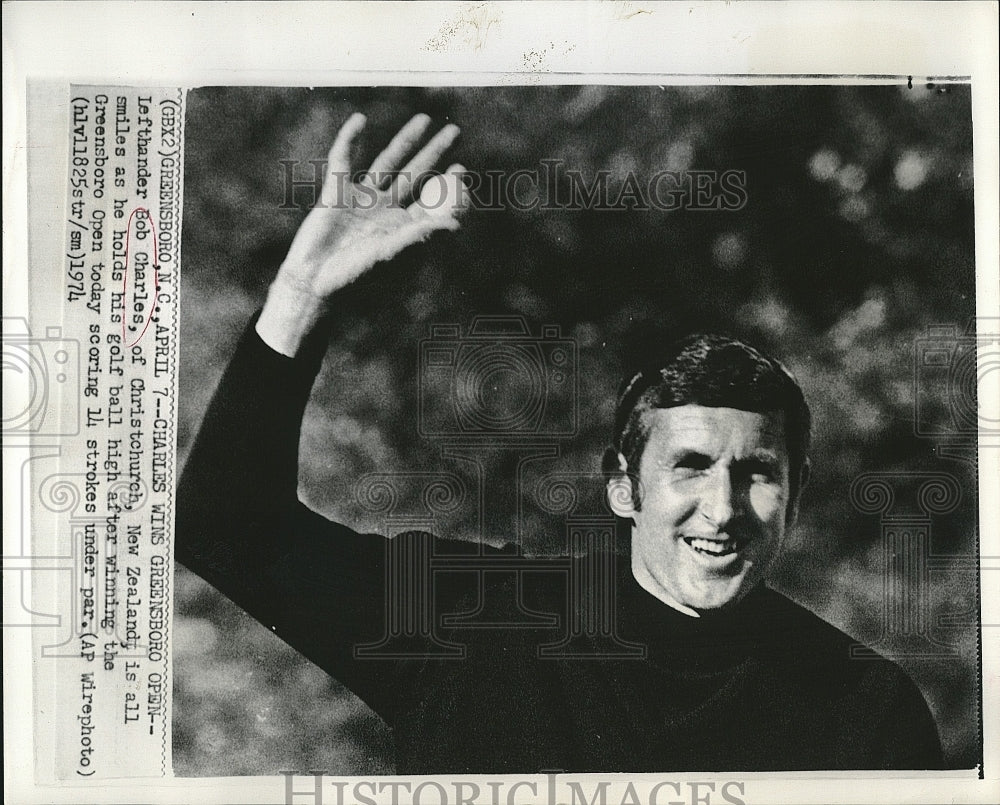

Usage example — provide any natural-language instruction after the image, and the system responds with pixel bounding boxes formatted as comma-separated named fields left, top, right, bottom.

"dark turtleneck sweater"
left=176, top=313, right=943, bottom=774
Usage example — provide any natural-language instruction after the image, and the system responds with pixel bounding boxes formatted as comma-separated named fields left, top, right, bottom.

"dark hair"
left=602, top=333, right=811, bottom=510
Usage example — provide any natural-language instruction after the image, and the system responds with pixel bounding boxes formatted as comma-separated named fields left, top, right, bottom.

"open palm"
left=258, top=112, right=466, bottom=355
left=281, top=112, right=466, bottom=297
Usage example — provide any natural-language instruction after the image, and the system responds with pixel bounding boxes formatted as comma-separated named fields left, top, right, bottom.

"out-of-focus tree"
left=175, top=85, right=978, bottom=775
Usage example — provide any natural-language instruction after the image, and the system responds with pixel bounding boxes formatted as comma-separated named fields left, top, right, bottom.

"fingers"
left=364, top=113, right=432, bottom=188
left=394, top=124, right=461, bottom=202
left=391, top=165, right=466, bottom=258
left=327, top=112, right=367, bottom=174
left=378, top=216, right=461, bottom=262
left=410, top=163, right=468, bottom=221
left=442, top=162, right=468, bottom=212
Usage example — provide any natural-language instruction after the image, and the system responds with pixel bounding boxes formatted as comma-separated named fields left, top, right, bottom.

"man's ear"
left=606, top=452, right=637, bottom=519
left=785, top=458, right=811, bottom=528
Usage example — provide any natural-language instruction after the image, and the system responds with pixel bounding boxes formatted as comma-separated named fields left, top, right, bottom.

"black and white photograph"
left=4, top=4, right=998, bottom=804
left=173, top=83, right=982, bottom=777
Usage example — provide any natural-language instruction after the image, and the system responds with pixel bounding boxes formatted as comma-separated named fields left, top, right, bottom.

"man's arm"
left=176, top=112, right=467, bottom=717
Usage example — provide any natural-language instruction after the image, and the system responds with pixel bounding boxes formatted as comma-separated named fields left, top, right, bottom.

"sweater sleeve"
left=175, top=309, right=403, bottom=720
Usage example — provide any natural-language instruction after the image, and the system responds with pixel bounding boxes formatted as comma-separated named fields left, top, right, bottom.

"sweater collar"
left=615, top=562, right=787, bottom=668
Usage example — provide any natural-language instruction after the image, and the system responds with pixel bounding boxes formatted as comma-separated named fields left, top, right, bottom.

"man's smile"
left=682, top=535, right=742, bottom=556
left=679, top=534, right=749, bottom=569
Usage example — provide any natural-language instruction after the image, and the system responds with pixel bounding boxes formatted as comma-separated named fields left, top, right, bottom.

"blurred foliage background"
left=175, top=85, right=980, bottom=775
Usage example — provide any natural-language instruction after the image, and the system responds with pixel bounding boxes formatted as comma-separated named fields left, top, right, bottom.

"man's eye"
left=745, top=462, right=779, bottom=484
left=674, top=454, right=712, bottom=474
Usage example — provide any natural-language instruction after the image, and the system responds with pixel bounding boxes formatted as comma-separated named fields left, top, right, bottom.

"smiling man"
left=605, top=334, right=812, bottom=618
left=176, top=113, right=944, bottom=773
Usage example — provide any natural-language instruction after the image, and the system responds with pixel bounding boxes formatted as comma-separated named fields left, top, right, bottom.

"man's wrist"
left=256, top=274, right=330, bottom=357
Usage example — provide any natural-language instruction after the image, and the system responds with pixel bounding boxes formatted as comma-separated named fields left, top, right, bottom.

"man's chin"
left=633, top=557, right=760, bottom=615
left=677, top=577, right=758, bottom=614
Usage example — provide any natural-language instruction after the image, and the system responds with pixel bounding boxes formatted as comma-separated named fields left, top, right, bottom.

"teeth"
left=686, top=537, right=738, bottom=555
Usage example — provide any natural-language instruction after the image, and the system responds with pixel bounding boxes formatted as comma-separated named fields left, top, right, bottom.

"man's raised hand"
left=258, top=112, right=466, bottom=356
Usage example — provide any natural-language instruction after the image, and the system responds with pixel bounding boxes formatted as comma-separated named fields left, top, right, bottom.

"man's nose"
left=699, top=469, right=740, bottom=527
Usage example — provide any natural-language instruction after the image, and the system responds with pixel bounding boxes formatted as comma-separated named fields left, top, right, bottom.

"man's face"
left=620, top=405, right=795, bottom=616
